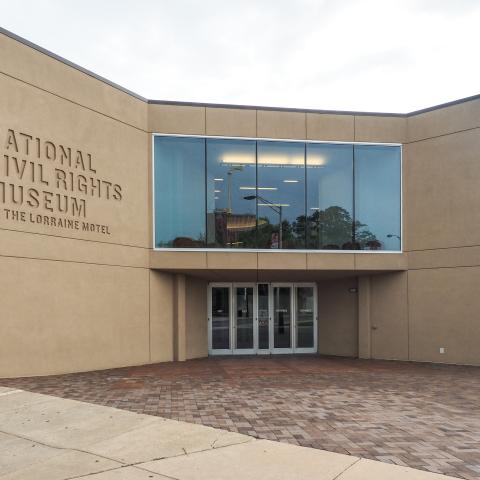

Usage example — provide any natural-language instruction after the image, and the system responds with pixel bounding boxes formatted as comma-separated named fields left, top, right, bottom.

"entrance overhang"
left=150, top=251, right=408, bottom=280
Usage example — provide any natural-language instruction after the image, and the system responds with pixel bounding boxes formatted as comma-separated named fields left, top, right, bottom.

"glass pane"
left=211, top=287, right=230, bottom=350
left=154, top=136, right=205, bottom=247
left=235, top=287, right=254, bottom=349
left=256, top=141, right=306, bottom=249
left=306, top=144, right=354, bottom=249
left=354, top=145, right=401, bottom=251
left=296, top=287, right=314, bottom=348
left=206, top=139, right=257, bottom=248
left=273, top=286, right=291, bottom=348
left=257, top=284, right=270, bottom=350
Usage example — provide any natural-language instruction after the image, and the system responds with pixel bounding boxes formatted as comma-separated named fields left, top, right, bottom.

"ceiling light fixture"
left=258, top=203, right=290, bottom=207
left=239, top=186, right=278, bottom=191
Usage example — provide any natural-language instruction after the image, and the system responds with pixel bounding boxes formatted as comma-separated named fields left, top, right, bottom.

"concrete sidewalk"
left=0, top=387, right=459, bottom=480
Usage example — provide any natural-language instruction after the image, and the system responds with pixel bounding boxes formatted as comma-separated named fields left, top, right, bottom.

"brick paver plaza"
left=2, top=356, right=479, bottom=479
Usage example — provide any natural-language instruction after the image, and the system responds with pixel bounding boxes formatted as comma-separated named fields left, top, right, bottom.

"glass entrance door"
left=257, top=284, right=270, bottom=353
left=208, top=282, right=317, bottom=355
left=209, top=284, right=231, bottom=354
left=233, top=284, right=255, bottom=354
left=295, top=284, right=317, bottom=353
left=272, top=284, right=293, bottom=353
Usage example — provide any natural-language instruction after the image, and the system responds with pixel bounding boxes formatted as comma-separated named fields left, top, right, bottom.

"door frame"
left=208, top=282, right=233, bottom=355
left=270, top=283, right=294, bottom=354
left=232, top=282, right=257, bottom=355
left=293, top=283, right=318, bottom=354
left=208, top=282, right=318, bottom=355
left=256, top=283, right=272, bottom=355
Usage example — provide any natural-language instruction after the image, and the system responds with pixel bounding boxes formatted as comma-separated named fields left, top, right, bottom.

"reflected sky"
left=154, top=136, right=206, bottom=247
left=354, top=145, right=401, bottom=251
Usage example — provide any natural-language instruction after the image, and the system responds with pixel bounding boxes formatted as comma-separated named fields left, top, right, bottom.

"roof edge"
left=1, top=26, right=479, bottom=118
left=147, top=99, right=406, bottom=117
left=0, top=26, right=147, bottom=102
left=407, top=93, right=480, bottom=116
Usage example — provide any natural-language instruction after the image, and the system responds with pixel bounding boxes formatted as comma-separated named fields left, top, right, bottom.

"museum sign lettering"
left=0, top=128, right=123, bottom=235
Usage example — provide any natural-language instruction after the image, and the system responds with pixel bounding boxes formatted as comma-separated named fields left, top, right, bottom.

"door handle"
left=371, top=325, right=378, bottom=330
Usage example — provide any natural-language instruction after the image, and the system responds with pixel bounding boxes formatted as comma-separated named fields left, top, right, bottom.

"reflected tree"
left=177, top=205, right=381, bottom=250
left=257, top=217, right=300, bottom=249
left=303, top=206, right=380, bottom=250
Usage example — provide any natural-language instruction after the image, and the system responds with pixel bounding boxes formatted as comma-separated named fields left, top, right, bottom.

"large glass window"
left=206, top=139, right=256, bottom=248
left=256, top=141, right=306, bottom=249
left=306, top=143, right=353, bottom=249
left=153, top=136, right=401, bottom=251
left=354, top=145, right=401, bottom=250
left=154, top=136, right=206, bottom=247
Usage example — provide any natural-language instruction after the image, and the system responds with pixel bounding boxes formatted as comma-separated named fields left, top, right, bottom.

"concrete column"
left=358, top=276, right=371, bottom=359
left=174, top=274, right=187, bottom=361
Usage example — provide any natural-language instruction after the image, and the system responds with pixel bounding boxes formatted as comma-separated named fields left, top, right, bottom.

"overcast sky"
left=2, top=0, right=479, bottom=113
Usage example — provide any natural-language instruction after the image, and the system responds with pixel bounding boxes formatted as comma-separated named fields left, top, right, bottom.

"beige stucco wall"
left=0, top=30, right=173, bottom=377
left=408, top=267, right=480, bottom=365
left=369, top=272, right=409, bottom=361
left=0, top=257, right=150, bottom=377
left=2, top=27, right=480, bottom=376
left=402, top=100, right=480, bottom=366
left=356, top=98, right=480, bottom=365
left=1, top=33, right=146, bottom=130
left=318, top=278, right=358, bottom=357
left=148, top=102, right=408, bottom=142
left=185, top=277, right=209, bottom=360
left=0, top=31, right=149, bottom=249
left=149, top=270, right=175, bottom=363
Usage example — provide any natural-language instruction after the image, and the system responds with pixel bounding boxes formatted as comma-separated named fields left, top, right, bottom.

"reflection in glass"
left=153, top=136, right=401, bottom=252
left=296, top=286, right=314, bottom=348
left=154, top=136, right=205, bottom=247
left=354, top=145, right=401, bottom=251
left=211, top=287, right=230, bottom=350
left=256, top=141, right=306, bottom=249
left=206, top=139, right=256, bottom=248
left=306, top=144, right=353, bottom=249
left=235, top=287, right=254, bottom=349
left=273, top=286, right=292, bottom=348
left=257, top=284, right=270, bottom=350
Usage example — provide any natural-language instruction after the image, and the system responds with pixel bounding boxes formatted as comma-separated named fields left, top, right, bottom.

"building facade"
left=1, top=27, right=479, bottom=377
